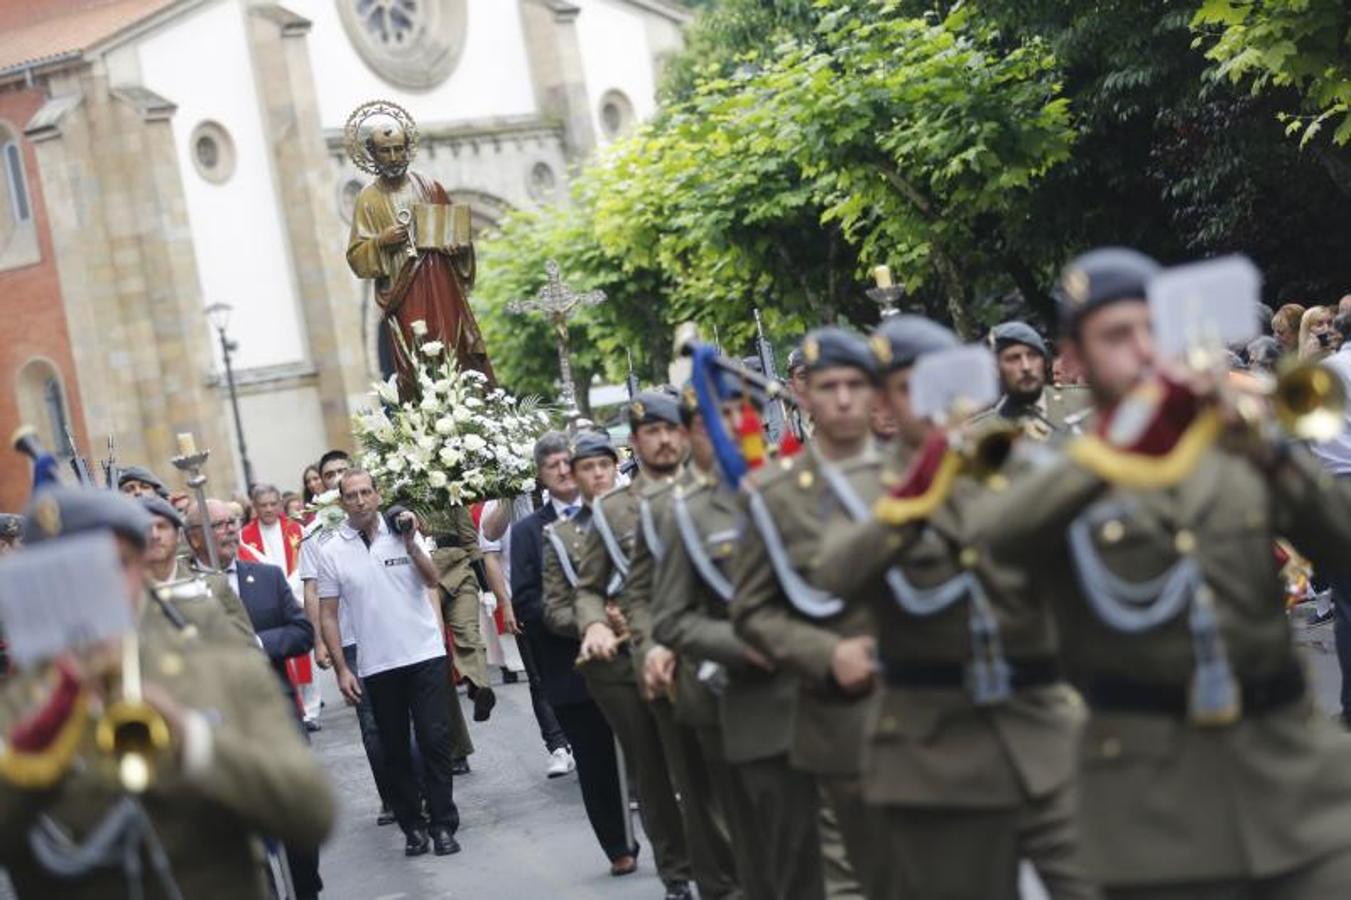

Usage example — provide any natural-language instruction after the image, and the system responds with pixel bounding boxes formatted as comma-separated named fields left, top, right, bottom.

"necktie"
left=561, top=504, right=580, bottom=521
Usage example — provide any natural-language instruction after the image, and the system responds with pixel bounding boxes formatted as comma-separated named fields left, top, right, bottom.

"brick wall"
left=0, top=85, right=87, bottom=513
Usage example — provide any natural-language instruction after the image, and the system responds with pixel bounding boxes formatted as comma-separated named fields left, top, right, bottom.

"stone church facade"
left=0, top=0, right=687, bottom=509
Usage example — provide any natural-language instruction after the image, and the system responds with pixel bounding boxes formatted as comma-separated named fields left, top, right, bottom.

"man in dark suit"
left=186, top=497, right=323, bottom=900
left=510, top=432, right=636, bottom=875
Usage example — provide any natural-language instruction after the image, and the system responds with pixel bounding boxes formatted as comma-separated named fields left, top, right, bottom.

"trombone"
left=95, top=631, right=171, bottom=794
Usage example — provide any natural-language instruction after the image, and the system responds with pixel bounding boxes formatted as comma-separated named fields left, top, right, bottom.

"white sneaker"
left=546, top=747, right=576, bottom=779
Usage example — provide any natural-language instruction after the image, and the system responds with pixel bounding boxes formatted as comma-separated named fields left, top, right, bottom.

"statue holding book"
left=344, top=100, right=494, bottom=388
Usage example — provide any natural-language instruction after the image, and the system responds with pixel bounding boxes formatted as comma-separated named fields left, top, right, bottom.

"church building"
left=0, top=0, right=688, bottom=509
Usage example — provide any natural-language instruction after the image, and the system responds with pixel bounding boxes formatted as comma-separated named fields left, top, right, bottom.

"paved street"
left=311, top=672, right=663, bottom=900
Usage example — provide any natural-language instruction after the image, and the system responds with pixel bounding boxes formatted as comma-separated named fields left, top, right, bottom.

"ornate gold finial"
left=1062, top=268, right=1090, bottom=306
left=33, top=494, right=60, bottom=537
left=803, top=337, right=820, bottom=364
left=344, top=99, right=420, bottom=175
left=869, top=333, right=892, bottom=366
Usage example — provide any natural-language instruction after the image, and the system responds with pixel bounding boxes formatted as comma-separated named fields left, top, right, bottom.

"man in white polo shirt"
left=317, top=468, right=461, bottom=859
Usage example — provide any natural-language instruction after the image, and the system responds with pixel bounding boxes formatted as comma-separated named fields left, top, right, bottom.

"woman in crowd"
left=1299, top=304, right=1335, bottom=361
left=1272, top=302, right=1306, bottom=353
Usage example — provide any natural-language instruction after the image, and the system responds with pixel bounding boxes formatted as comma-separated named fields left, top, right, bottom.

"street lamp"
left=204, top=302, right=255, bottom=491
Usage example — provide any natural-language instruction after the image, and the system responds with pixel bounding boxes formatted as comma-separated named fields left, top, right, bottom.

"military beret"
left=118, top=465, right=169, bottom=498
left=0, top=513, right=22, bottom=541
left=138, top=494, right=183, bottom=530
left=1057, top=247, right=1161, bottom=330
left=801, top=326, right=877, bottom=378
left=785, top=347, right=806, bottom=374
left=989, top=321, right=1047, bottom=358
left=570, top=431, right=619, bottom=466
left=868, top=316, right=958, bottom=373
left=627, top=390, right=683, bottom=428
left=22, top=486, right=153, bottom=549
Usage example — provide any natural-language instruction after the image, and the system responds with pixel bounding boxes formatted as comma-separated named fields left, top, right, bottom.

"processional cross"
left=507, top=260, right=606, bottom=414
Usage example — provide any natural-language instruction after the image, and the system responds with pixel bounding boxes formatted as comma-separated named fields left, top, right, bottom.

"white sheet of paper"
left=1148, top=255, right=1262, bottom=361
left=0, top=531, right=134, bottom=669
left=911, top=345, right=999, bottom=421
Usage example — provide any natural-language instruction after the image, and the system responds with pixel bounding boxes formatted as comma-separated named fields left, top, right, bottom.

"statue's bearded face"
left=368, top=126, right=410, bottom=179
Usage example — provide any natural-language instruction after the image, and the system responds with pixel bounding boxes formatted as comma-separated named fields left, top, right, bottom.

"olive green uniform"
left=651, top=470, right=781, bottom=900
left=429, top=505, right=490, bottom=691
left=969, top=384, right=1093, bottom=441
left=626, top=473, right=743, bottom=899
left=815, top=451, right=1095, bottom=900
left=0, top=592, right=335, bottom=900
left=983, top=440, right=1351, bottom=898
left=733, top=450, right=880, bottom=900
left=542, top=492, right=693, bottom=887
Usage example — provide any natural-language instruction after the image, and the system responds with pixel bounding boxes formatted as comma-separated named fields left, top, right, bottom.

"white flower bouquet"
left=303, top=488, right=346, bottom=533
left=352, top=323, right=551, bottom=533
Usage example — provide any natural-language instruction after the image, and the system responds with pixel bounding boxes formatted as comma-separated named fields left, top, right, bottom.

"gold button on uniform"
left=160, top=653, right=185, bottom=678
left=959, top=547, right=980, bottom=569
left=1101, top=520, right=1125, bottom=543
left=1174, top=530, right=1197, bottom=554
left=798, top=471, right=814, bottom=489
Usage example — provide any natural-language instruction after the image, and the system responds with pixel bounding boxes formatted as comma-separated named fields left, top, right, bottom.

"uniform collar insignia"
left=33, top=495, right=61, bottom=537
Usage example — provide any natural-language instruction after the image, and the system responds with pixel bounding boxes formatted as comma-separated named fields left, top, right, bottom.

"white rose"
left=464, top=397, right=483, bottom=409
left=411, top=319, right=429, bottom=337
left=462, top=434, right=487, bottom=454
left=429, top=470, right=448, bottom=489
left=439, top=446, right=462, bottom=467
left=452, top=405, right=472, bottom=423
left=315, top=488, right=340, bottom=505
left=421, top=341, right=445, bottom=357
left=420, top=397, right=439, bottom=413
left=385, top=455, right=405, bottom=474
left=433, top=379, right=451, bottom=395
left=434, top=417, right=456, bottom=436
left=520, top=478, right=536, bottom=494
left=417, top=434, right=437, bottom=452
left=376, top=377, right=400, bottom=404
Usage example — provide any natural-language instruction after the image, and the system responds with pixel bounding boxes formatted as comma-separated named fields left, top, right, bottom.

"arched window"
left=0, top=121, right=39, bottom=270
left=15, top=359, right=74, bottom=458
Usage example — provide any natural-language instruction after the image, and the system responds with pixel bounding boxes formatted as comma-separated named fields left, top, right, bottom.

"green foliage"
left=1194, top=0, right=1351, bottom=145
left=476, top=0, right=1074, bottom=396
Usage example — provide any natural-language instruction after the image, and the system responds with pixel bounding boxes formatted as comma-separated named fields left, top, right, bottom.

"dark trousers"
left=363, top=655, right=460, bottom=835
left=515, top=632, right=568, bottom=753
left=554, top=698, right=635, bottom=862
left=1335, top=581, right=1351, bottom=718
left=345, top=644, right=394, bottom=805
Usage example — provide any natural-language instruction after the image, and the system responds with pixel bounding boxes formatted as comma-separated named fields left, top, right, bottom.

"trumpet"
left=957, top=422, right=1021, bottom=482
left=94, top=631, right=171, bottom=794
left=1264, top=359, right=1346, bottom=442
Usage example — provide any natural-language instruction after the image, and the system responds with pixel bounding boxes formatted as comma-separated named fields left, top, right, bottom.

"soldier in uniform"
left=140, top=494, right=256, bottom=644
left=541, top=429, right=694, bottom=899
left=117, top=465, right=171, bottom=500
left=621, top=402, right=743, bottom=900
left=427, top=505, right=497, bottom=723
left=813, top=316, right=1096, bottom=900
left=982, top=247, right=1351, bottom=898
left=970, top=320, right=1091, bottom=439
left=731, top=326, right=884, bottom=898
left=651, top=381, right=780, bottom=900
left=562, top=397, right=697, bottom=900
left=0, top=487, right=335, bottom=899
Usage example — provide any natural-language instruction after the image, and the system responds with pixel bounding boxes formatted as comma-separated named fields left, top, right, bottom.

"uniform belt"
left=883, top=656, right=1061, bottom=690
left=1087, top=661, right=1305, bottom=718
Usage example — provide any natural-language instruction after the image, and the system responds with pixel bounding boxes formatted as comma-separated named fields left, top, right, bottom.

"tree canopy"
left=472, top=0, right=1351, bottom=402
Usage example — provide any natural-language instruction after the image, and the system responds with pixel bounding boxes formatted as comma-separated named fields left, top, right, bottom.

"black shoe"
left=431, top=826, right=461, bottom=856
left=304, top=719, right=322, bottom=733
left=502, top=668, right=520, bottom=684
left=404, top=829, right=430, bottom=857
left=377, top=806, right=396, bottom=827
left=664, top=881, right=693, bottom=900
left=451, top=757, right=471, bottom=776
left=472, top=685, right=497, bottom=722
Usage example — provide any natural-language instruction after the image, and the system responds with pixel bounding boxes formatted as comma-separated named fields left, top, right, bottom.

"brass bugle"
left=1268, top=359, right=1345, bottom=442
left=94, top=632, right=171, bottom=793
left=12, top=424, right=44, bottom=462
left=958, top=423, right=1020, bottom=480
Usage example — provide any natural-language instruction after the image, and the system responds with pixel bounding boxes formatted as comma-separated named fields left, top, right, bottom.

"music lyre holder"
left=170, top=450, right=220, bottom=572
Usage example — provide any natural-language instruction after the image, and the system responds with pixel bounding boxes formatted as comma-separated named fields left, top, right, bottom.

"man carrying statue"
left=345, top=100, right=494, bottom=387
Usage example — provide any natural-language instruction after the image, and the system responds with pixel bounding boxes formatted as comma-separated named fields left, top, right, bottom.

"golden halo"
left=344, top=99, right=420, bottom=175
